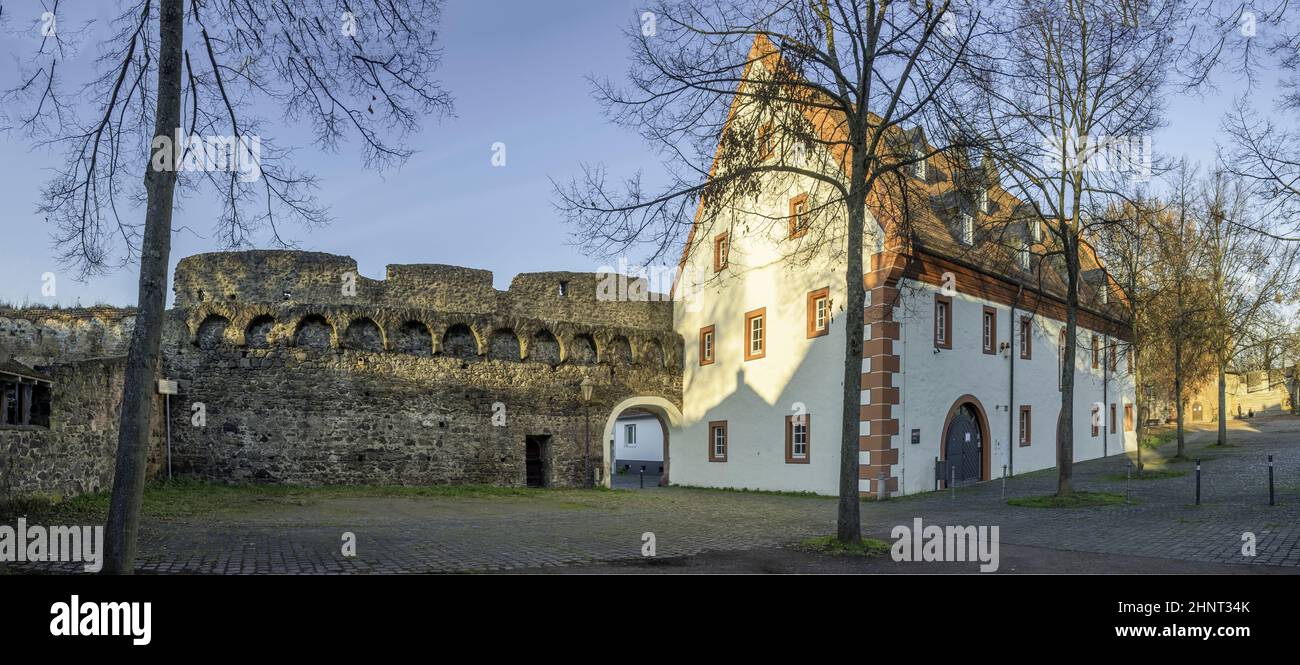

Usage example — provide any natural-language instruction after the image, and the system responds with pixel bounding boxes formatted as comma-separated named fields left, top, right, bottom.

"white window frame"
left=961, top=214, right=975, bottom=246
left=624, top=423, right=636, bottom=447
left=815, top=295, right=828, bottom=331
left=936, top=301, right=948, bottom=345
left=750, top=315, right=764, bottom=355
left=792, top=420, right=808, bottom=459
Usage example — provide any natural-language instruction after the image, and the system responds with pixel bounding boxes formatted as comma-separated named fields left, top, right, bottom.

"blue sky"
left=0, top=1, right=1283, bottom=307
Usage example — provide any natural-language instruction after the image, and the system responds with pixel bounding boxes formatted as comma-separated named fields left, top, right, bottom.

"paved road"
left=6, top=416, right=1299, bottom=574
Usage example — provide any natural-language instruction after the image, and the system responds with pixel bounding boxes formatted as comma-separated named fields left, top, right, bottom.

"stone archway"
left=599, top=396, right=683, bottom=488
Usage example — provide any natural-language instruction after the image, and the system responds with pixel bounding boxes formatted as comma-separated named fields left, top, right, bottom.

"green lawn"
left=0, top=479, right=618, bottom=522
left=796, top=535, right=891, bottom=557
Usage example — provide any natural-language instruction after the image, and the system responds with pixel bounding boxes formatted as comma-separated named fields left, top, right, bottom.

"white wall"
left=614, top=414, right=664, bottom=463
left=668, top=67, right=871, bottom=495
left=892, top=278, right=1137, bottom=495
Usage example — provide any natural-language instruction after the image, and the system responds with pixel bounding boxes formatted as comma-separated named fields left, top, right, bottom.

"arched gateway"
left=600, top=396, right=683, bottom=488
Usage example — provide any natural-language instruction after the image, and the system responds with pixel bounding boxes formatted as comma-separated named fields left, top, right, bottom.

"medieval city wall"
left=165, top=251, right=683, bottom=488
left=1, top=251, right=684, bottom=495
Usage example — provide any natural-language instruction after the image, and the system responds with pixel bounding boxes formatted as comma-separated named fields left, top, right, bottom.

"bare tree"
left=2, top=0, right=453, bottom=573
left=1154, top=161, right=1216, bottom=458
left=1201, top=170, right=1298, bottom=445
left=959, top=0, right=1200, bottom=495
left=1093, top=194, right=1163, bottom=472
left=556, top=0, right=983, bottom=543
left=1207, top=3, right=1300, bottom=235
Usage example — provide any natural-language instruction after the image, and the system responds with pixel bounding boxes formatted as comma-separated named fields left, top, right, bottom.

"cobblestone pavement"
left=8, top=417, right=1300, bottom=574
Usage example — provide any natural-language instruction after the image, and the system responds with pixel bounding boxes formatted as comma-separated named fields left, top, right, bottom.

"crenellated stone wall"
left=164, top=251, right=682, bottom=488
left=1, top=250, right=684, bottom=494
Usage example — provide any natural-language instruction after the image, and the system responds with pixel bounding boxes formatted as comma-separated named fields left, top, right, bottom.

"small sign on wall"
left=157, top=379, right=178, bottom=395
left=911, top=429, right=920, bottom=445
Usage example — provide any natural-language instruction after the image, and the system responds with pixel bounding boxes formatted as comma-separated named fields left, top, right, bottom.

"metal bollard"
left=951, top=467, right=956, bottom=500
left=639, top=465, right=645, bottom=489
left=1001, top=464, right=1007, bottom=500
left=1126, top=459, right=1133, bottom=501
left=1268, top=455, right=1275, bottom=506
left=1195, top=458, right=1201, bottom=505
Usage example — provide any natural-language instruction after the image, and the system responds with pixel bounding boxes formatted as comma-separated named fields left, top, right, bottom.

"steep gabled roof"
left=675, top=34, right=1127, bottom=326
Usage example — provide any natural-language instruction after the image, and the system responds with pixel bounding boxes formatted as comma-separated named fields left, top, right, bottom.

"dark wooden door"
left=945, top=405, right=983, bottom=485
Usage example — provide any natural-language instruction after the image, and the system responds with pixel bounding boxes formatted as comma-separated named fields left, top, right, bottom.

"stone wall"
left=163, top=250, right=683, bottom=487
left=0, top=250, right=684, bottom=493
left=0, top=307, right=136, bottom=367
left=0, top=357, right=164, bottom=505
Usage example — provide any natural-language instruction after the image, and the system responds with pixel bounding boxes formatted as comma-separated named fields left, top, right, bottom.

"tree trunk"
left=103, top=0, right=185, bottom=575
left=1057, top=238, right=1078, bottom=497
left=1174, top=338, right=1185, bottom=459
left=1217, top=362, right=1228, bottom=446
left=836, top=165, right=867, bottom=545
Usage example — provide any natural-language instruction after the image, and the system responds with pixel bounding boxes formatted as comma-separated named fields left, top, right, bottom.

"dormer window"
left=960, top=214, right=974, bottom=246
left=1028, top=219, right=1042, bottom=243
left=1099, top=284, right=1109, bottom=305
left=978, top=189, right=990, bottom=214
left=912, top=148, right=927, bottom=180
left=1018, top=244, right=1031, bottom=271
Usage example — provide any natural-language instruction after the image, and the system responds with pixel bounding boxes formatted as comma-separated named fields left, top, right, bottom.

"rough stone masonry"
left=0, top=250, right=683, bottom=503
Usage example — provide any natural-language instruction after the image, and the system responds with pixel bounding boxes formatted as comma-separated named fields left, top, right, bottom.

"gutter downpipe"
left=1009, top=283, right=1023, bottom=477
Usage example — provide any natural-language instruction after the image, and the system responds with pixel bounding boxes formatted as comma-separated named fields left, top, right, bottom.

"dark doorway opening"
left=525, top=435, right=549, bottom=488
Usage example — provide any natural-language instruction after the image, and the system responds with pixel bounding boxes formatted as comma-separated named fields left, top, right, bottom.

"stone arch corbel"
left=467, top=318, right=490, bottom=356
left=514, top=320, right=539, bottom=360
left=323, top=310, right=348, bottom=349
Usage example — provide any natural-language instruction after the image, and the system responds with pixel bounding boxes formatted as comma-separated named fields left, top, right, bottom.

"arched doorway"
left=940, top=396, right=990, bottom=486
left=599, top=396, right=682, bottom=489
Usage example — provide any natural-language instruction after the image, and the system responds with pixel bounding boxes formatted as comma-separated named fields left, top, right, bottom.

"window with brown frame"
left=806, top=287, right=830, bottom=338
left=1108, top=340, right=1118, bottom=372
left=699, top=325, right=715, bottom=366
left=1091, top=334, right=1100, bottom=369
left=1125, top=404, right=1135, bottom=432
left=1019, top=316, right=1032, bottom=359
left=713, top=233, right=729, bottom=272
left=1018, top=406, right=1031, bottom=447
left=758, top=121, right=775, bottom=161
left=788, top=193, right=810, bottom=239
left=934, top=294, right=952, bottom=349
left=744, top=307, right=766, bottom=360
left=708, top=420, right=728, bottom=462
left=785, top=414, right=810, bottom=463
left=1127, top=348, right=1134, bottom=375
left=982, top=306, right=997, bottom=354
left=1091, top=403, right=1100, bottom=437
left=1110, top=403, right=1117, bottom=434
